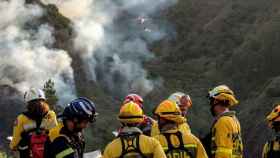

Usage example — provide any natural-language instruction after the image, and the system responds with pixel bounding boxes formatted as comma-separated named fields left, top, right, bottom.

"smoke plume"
left=43, top=0, right=177, bottom=98
left=0, top=0, right=75, bottom=104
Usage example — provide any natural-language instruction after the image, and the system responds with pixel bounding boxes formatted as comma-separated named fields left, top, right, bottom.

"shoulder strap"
left=120, top=134, right=146, bottom=158
left=120, top=136, right=126, bottom=157
left=22, top=111, right=44, bottom=128
left=267, top=140, right=276, bottom=158
left=21, top=112, right=44, bottom=134
left=163, top=132, right=194, bottom=158
left=57, top=134, right=72, bottom=145
left=270, top=140, right=274, bottom=151
left=162, top=133, right=174, bottom=153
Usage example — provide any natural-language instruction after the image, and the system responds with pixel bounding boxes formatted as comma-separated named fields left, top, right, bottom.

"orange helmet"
left=154, top=100, right=185, bottom=124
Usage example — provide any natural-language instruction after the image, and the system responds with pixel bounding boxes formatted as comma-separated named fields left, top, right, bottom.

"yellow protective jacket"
left=211, top=111, right=243, bottom=158
left=102, top=127, right=166, bottom=158
left=48, top=121, right=64, bottom=142
left=10, top=110, right=57, bottom=150
left=153, top=128, right=208, bottom=158
left=262, top=138, right=280, bottom=158
left=151, top=119, right=191, bottom=137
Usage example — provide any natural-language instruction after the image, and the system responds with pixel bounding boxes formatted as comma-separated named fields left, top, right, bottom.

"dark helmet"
left=62, top=97, right=97, bottom=122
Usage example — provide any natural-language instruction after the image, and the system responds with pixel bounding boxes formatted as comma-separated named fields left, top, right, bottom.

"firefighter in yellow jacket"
left=153, top=100, right=208, bottom=158
left=151, top=92, right=192, bottom=137
left=262, top=104, right=280, bottom=158
left=122, top=93, right=156, bottom=136
left=206, top=85, right=243, bottom=158
left=102, top=102, right=166, bottom=158
left=10, top=88, right=57, bottom=157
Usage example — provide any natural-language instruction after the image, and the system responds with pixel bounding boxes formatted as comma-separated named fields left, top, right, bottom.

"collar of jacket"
left=213, top=111, right=236, bottom=124
left=120, top=126, right=142, bottom=135
left=160, top=123, right=178, bottom=133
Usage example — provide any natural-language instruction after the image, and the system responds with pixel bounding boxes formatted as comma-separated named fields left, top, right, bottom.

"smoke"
left=43, top=0, right=178, bottom=98
left=0, top=0, right=75, bottom=104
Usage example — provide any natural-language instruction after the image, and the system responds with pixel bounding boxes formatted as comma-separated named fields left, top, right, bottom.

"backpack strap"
left=135, top=134, right=145, bottom=156
left=162, top=133, right=174, bottom=156
left=120, top=134, right=146, bottom=158
left=163, top=131, right=195, bottom=158
left=22, top=111, right=46, bottom=133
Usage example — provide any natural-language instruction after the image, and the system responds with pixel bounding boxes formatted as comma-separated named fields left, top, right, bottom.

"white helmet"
left=24, top=88, right=46, bottom=103
left=168, top=92, right=192, bottom=107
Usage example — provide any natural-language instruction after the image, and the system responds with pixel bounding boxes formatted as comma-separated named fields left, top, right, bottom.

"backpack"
left=119, top=133, right=148, bottom=158
left=21, top=112, right=49, bottom=158
left=29, top=132, right=48, bottom=158
left=163, top=132, right=196, bottom=158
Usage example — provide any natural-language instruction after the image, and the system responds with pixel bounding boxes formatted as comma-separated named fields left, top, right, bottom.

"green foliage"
left=43, top=79, right=62, bottom=113
left=45, top=4, right=71, bottom=29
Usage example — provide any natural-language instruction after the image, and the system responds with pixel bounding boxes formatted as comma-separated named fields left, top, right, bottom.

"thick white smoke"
left=43, top=0, right=177, bottom=97
left=0, top=0, right=75, bottom=104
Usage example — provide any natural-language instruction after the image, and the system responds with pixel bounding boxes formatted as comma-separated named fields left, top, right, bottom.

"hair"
left=210, top=98, right=230, bottom=107
left=27, top=99, right=50, bottom=119
left=158, top=118, right=177, bottom=130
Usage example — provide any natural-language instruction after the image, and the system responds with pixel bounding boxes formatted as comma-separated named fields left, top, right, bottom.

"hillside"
left=147, top=0, right=280, bottom=157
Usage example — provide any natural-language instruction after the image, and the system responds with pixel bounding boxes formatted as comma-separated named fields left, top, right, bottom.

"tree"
left=43, top=79, right=61, bottom=112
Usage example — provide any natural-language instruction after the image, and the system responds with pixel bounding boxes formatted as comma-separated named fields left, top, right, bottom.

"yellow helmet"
left=266, top=105, right=280, bottom=128
left=118, top=101, right=144, bottom=124
left=154, top=100, right=185, bottom=124
left=208, top=85, right=239, bottom=107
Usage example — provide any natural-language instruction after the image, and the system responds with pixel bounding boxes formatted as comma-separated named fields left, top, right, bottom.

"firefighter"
left=10, top=88, right=57, bottom=158
left=262, top=104, right=280, bottom=158
left=153, top=100, right=208, bottom=158
left=206, top=85, right=243, bottom=158
left=103, top=101, right=166, bottom=158
left=46, top=97, right=97, bottom=158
